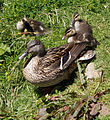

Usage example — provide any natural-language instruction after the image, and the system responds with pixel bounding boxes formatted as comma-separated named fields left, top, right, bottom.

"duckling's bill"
left=61, top=35, right=66, bottom=40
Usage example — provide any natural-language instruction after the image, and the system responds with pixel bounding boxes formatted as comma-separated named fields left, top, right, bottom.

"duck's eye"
left=66, top=30, right=71, bottom=34
left=74, top=14, right=79, bottom=19
left=27, top=40, right=41, bottom=49
left=72, top=30, right=75, bottom=33
left=28, top=44, right=38, bottom=49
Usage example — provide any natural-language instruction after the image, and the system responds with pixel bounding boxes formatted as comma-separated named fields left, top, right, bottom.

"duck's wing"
left=28, top=19, right=50, bottom=35
left=23, top=20, right=34, bottom=32
left=62, top=42, right=88, bottom=70
left=78, top=49, right=95, bottom=61
left=82, top=33, right=100, bottom=47
left=37, top=43, right=73, bottom=71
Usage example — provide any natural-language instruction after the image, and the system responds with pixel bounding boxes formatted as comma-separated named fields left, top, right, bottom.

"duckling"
left=62, top=27, right=94, bottom=56
left=62, top=27, right=95, bottom=45
left=61, top=27, right=96, bottom=69
left=16, top=16, right=51, bottom=36
left=70, top=12, right=92, bottom=34
left=70, top=12, right=99, bottom=46
left=18, top=40, right=80, bottom=87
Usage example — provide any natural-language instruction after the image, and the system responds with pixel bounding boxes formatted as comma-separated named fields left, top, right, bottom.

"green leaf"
left=77, top=60, right=86, bottom=85
left=0, top=59, right=4, bottom=62
left=0, top=43, right=10, bottom=55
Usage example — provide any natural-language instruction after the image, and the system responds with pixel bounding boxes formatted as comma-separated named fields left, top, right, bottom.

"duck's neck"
left=38, top=50, right=46, bottom=57
left=74, top=21, right=80, bottom=32
left=67, top=36, right=74, bottom=43
left=32, top=49, right=46, bottom=58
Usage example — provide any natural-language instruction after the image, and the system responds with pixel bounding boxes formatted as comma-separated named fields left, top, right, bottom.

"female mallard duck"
left=18, top=40, right=76, bottom=87
left=18, top=39, right=94, bottom=87
left=16, top=16, right=51, bottom=36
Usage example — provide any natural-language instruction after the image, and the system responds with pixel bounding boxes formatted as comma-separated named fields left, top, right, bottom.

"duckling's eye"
left=74, top=14, right=79, bottom=19
left=72, top=30, right=75, bottom=33
left=66, top=30, right=71, bottom=34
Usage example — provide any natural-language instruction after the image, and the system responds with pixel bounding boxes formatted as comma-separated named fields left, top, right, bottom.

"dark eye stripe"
left=27, top=44, right=37, bottom=49
left=66, top=30, right=72, bottom=34
left=75, top=14, right=79, bottom=18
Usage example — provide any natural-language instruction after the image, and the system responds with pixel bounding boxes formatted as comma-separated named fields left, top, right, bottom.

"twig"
left=37, top=12, right=56, bottom=17
left=11, top=59, right=21, bottom=72
left=48, top=14, right=52, bottom=25
left=94, top=89, right=109, bottom=100
left=1, top=109, right=20, bottom=120
left=16, top=31, right=37, bottom=35
left=77, top=60, right=86, bottom=90
left=94, top=70, right=103, bottom=93
left=55, top=8, right=59, bottom=23
left=62, top=18, right=66, bottom=27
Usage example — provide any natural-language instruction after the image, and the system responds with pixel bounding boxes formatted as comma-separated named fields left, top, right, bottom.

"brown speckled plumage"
left=70, top=12, right=99, bottom=46
left=18, top=40, right=78, bottom=87
left=61, top=26, right=97, bottom=69
left=16, top=16, right=51, bottom=36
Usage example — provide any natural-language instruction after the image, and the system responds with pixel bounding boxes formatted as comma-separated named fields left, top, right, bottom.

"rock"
left=99, top=104, right=110, bottom=118
left=85, top=62, right=102, bottom=80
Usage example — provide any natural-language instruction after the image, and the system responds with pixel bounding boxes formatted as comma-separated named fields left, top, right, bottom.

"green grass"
left=0, top=0, right=110, bottom=119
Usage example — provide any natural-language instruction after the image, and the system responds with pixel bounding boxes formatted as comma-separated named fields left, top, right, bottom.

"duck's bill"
left=70, top=20, right=74, bottom=27
left=61, top=36, right=66, bottom=40
left=18, top=51, right=28, bottom=60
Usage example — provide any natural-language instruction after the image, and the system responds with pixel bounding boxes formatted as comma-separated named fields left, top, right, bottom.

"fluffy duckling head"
left=73, top=12, right=81, bottom=21
left=62, top=27, right=76, bottom=41
left=16, top=16, right=28, bottom=31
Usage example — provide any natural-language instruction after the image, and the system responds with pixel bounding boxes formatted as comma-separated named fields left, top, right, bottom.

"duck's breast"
left=23, top=56, right=40, bottom=83
left=74, top=21, right=80, bottom=32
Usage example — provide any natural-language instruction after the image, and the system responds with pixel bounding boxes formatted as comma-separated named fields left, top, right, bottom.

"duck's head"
left=70, top=12, right=81, bottom=27
left=18, top=40, right=46, bottom=60
left=16, top=16, right=28, bottom=31
left=62, top=27, right=76, bottom=40
left=73, top=12, right=80, bottom=21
